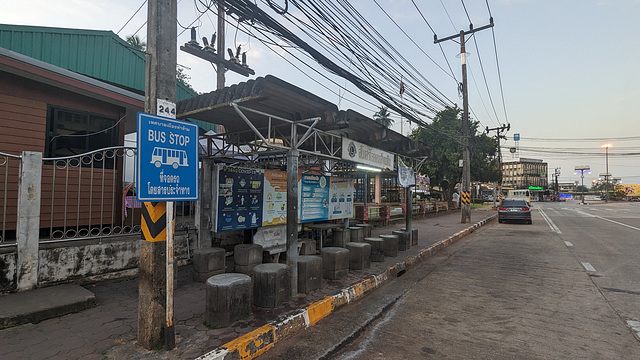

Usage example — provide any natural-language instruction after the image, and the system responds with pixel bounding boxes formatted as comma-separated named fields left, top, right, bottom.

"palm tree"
left=125, top=34, right=146, bottom=51
left=373, top=106, right=394, bottom=128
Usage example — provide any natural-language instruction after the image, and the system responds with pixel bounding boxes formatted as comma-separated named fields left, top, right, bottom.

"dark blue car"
left=498, top=199, right=532, bottom=224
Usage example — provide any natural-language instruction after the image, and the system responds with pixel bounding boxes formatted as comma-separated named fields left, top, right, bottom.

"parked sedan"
left=498, top=199, right=532, bottom=224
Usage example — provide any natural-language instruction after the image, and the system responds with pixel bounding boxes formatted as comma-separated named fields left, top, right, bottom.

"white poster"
left=329, top=177, right=354, bottom=220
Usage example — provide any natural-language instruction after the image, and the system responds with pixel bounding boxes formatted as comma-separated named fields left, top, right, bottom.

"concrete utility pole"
left=435, top=19, right=494, bottom=224
left=286, top=150, right=299, bottom=296
left=486, top=123, right=509, bottom=207
left=138, top=0, right=177, bottom=351
left=217, top=0, right=226, bottom=89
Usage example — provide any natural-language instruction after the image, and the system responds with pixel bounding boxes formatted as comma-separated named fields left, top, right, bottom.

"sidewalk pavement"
left=0, top=206, right=496, bottom=360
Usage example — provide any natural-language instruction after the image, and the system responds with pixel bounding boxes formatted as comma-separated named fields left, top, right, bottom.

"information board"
left=299, top=174, right=330, bottom=223
left=262, top=169, right=288, bottom=226
left=329, top=177, right=354, bottom=220
left=215, top=166, right=264, bottom=232
left=136, top=112, right=199, bottom=201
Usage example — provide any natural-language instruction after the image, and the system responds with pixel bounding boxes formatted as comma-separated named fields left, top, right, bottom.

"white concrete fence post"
left=16, top=151, right=42, bottom=291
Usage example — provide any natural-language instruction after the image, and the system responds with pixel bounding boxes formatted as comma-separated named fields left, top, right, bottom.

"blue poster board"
left=299, top=174, right=329, bottom=223
left=136, top=112, right=199, bottom=201
left=216, top=166, right=264, bottom=232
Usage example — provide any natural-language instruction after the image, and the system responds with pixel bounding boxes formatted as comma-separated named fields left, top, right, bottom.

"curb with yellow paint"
left=195, top=213, right=497, bottom=360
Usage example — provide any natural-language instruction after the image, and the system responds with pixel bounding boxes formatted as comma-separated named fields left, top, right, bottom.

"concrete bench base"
left=297, top=255, right=322, bottom=293
left=346, top=242, right=371, bottom=270
left=321, top=247, right=350, bottom=280
left=205, top=273, right=252, bottom=327
left=402, top=228, right=419, bottom=246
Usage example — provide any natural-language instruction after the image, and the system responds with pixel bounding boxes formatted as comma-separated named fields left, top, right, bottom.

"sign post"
left=137, top=112, right=198, bottom=349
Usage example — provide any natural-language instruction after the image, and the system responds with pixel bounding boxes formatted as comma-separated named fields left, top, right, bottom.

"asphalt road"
left=260, top=200, right=640, bottom=360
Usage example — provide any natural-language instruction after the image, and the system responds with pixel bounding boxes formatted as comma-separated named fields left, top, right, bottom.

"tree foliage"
left=373, top=106, right=394, bottom=128
left=410, top=106, right=499, bottom=203
left=125, top=34, right=146, bottom=51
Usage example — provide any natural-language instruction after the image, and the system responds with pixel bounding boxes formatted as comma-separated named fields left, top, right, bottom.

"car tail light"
left=498, top=207, right=507, bottom=211
left=521, top=207, right=529, bottom=211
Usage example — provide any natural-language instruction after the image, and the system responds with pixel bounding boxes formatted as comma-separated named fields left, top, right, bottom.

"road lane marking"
left=581, top=262, right=596, bottom=272
left=575, top=210, right=640, bottom=231
left=538, top=208, right=562, bottom=234
left=564, top=241, right=573, bottom=247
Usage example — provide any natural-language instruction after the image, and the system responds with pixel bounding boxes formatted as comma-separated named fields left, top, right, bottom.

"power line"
left=117, top=0, right=147, bottom=35
left=486, top=0, right=509, bottom=126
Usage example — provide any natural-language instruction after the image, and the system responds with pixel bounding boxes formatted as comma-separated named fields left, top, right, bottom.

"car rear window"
left=502, top=200, right=527, bottom=206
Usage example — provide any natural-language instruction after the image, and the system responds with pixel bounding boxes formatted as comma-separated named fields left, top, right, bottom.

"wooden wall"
left=0, top=71, right=127, bottom=235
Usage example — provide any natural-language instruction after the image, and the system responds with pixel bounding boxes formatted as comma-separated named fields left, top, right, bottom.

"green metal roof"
left=0, top=24, right=197, bottom=101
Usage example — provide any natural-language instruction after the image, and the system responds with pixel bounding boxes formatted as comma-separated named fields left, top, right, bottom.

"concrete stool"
left=346, top=242, right=371, bottom=270
left=234, top=243, right=263, bottom=275
left=364, top=237, right=385, bottom=262
left=321, top=247, right=350, bottom=280
left=380, top=234, right=399, bottom=257
left=299, top=238, right=317, bottom=255
left=392, top=230, right=410, bottom=251
left=252, top=263, right=291, bottom=308
left=205, top=273, right=252, bottom=327
left=192, top=247, right=226, bottom=283
left=402, top=228, right=419, bottom=246
left=331, top=228, right=349, bottom=248
left=355, top=223, right=372, bottom=238
left=348, top=226, right=364, bottom=243
left=297, top=255, right=322, bottom=294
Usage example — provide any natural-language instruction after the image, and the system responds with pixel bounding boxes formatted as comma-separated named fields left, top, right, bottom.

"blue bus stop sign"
left=136, top=112, right=199, bottom=201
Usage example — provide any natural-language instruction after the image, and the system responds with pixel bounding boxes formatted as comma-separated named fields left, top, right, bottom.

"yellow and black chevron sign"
left=461, top=191, right=471, bottom=205
left=141, top=202, right=167, bottom=242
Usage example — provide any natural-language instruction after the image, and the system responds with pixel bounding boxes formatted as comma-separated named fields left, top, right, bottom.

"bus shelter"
left=176, top=75, right=432, bottom=295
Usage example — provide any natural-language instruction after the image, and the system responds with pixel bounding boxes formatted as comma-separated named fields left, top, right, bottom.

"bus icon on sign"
left=151, top=147, right=188, bottom=169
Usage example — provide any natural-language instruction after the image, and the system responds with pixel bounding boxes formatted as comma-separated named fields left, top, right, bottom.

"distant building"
left=502, top=158, right=548, bottom=189
left=558, top=182, right=578, bottom=193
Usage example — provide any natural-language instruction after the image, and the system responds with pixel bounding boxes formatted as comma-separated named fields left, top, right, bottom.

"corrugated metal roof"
left=0, top=24, right=197, bottom=101
left=177, top=75, right=432, bottom=158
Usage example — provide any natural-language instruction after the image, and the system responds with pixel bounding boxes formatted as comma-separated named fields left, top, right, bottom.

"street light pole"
left=601, top=144, right=612, bottom=203
left=574, top=165, right=590, bottom=205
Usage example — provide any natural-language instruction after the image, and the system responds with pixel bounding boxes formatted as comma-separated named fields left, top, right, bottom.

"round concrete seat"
left=392, top=230, right=410, bottom=251
left=193, top=247, right=226, bottom=282
left=348, top=226, right=364, bottom=243
left=297, top=255, right=322, bottom=293
left=252, top=263, right=291, bottom=308
left=354, top=223, right=372, bottom=238
left=346, top=242, right=371, bottom=270
left=205, top=273, right=252, bottom=327
left=331, top=228, right=349, bottom=248
left=234, top=243, right=263, bottom=275
left=364, top=237, right=385, bottom=262
left=321, top=247, right=350, bottom=280
left=380, top=234, right=399, bottom=257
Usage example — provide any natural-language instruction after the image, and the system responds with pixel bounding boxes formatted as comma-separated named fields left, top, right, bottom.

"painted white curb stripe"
left=581, top=262, right=596, bottom=272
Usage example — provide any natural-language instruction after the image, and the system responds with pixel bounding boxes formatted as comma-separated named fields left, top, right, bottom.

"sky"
left=2, top=0, right=639, bottom=186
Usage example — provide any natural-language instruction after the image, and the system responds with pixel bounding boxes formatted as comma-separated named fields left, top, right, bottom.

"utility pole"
left=435, top=19, right=494, bottom=223
left=217, top=0, right=225, bottom=89
left=138, top=0, right=177, bottom=351
left=486, top=123, right=509, bottom=207
left=179, top=0, right=254, bottom=89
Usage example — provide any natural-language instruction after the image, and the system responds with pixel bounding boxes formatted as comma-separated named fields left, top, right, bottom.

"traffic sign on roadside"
left=136, top=112, right=199, bottom=201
